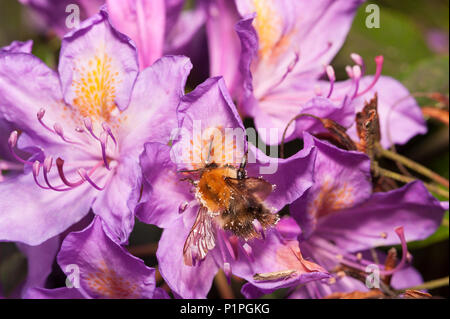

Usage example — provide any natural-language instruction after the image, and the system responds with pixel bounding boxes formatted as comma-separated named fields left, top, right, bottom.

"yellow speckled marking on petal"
left=71, top=49, right=122, bottom=124
left=182, top=126, right=244, bottom=169
left=308, top=178, right=355, bottom=219
left=253, top=0, right=281, bottom=58
left=85, top=260, right=140, bottom=299
left=252, top=0, right=294, bottom=61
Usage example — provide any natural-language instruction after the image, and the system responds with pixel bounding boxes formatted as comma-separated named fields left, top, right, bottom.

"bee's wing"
left=226, top=177, right=273, bottom=202
left=183, top=206, right=216, bottom=266
left=223, top=177, right=277, bottom=239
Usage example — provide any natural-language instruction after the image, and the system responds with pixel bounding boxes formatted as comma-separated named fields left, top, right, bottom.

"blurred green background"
left=0, top=0, right=448, bottom=298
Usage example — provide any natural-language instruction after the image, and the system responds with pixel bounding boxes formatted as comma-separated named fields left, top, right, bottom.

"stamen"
left=325, top=65, right=335, bottom=98
left=75, top=126, right=85, bottom=133
left=77, top=168, right=105, bottom=191
left=379, top=227, right=409, bottom=276
left=56, top=158, right=84, bottom=187
left=252, top=219, right=265, bottom=240
left=37, top=109, right=81, bottom=145
left=83, top=117, right=100, bottom=141
left=178, top=201, right=189, bottom=214
left=32, top=161, right=50, bottom=190
left=314, top=227, right=409, bottom=276
left=53, top=123, right=81, bottom=145
left=310, top=238, right=375, bottom=267
left=102, top=122, right=117, bottom=146
left=242, top=243, right=254, bottom=262
left=8, top=131, right=33, bottom=165
left=100, top=132, right=110, bottom=170
left=355, top=55, right=384, bottom=97
left=37, top=108, right=54, bottom=133
left=42, top=156, right=72, bottom=191
left=350, top=53, right=365, bottom=75
left=8, top=131, right=17, bottom=147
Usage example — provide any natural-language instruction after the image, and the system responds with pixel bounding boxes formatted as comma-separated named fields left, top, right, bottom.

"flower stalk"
left=377, top=145, right=449, bottom=189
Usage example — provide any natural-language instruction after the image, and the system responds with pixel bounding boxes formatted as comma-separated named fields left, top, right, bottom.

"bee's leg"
left=180, top=177, right=197, bottom=186
left=237, top=152, right=248, bottom=180
left=177, top=168, right=203, bottom=173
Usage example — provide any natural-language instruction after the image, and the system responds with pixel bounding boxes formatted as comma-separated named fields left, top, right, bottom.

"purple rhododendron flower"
left=205, top=0, right=426, bottom=147
left=24, top=216, right=167, bottom=299
left=18, top=0, right=104, bottom=37
left=0, top=8, right=192, bottom=245
left=0, top=41, right=34, bottom=182
left=207, top=0, right=363, bottom=142
left=136, top=77, right=329, bottom=298
left=14, top=213, right=94, bottom=298
left=0, top=0, right=447, bottom=302
left=241, top=133, right=445, bottom=298
left=19, top=0, right=203, bottom=69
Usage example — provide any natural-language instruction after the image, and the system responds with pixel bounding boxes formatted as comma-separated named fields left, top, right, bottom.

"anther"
left=352, top=65, right=362, bottom=79
left=252, top=219, right=265, bottom=240
left=84, top=117, right=99, bottom=140
left=179, top=202, right=189, bottom=214
left=102, top=122, right=117, bottom=146
left=42, top=156, right=71, bottom=191
left=32, top=161, right=40, bottom=177
left=37, top=108, right=45, bottom=120
left=43, top=156, right=53, bottom=173
left=8, top=131, right=34, bottom=165
left=53, top=123, right=64, bottom=136
left=345, top=65, right=354, bottom=78
left=351, top=52, right=365, bottom=76
left=36, top=108, right=54, bottom=133
left=8, top=131, right=18, bottom=148
left=326, top=65, right=335, bottom=98
left=242, top=243, right=254, bottom=262
left=350, top=53, right=364, bottom=66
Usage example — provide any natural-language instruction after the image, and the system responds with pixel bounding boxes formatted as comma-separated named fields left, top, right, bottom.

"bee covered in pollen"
left=178, top=133, right=279, bottom=266
left=137, top=78, right=324, bottom=298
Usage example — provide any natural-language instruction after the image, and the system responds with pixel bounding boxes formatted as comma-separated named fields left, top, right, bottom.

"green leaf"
left=333, top=2, right=432, bottom=79
left=400, top=55, right=449, bottom=94
left=408, top=211, right=449, bottom=249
